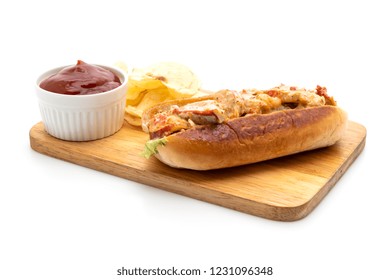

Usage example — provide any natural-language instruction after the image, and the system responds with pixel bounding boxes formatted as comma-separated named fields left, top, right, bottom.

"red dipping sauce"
left=40, top=60, right=122, bottom=95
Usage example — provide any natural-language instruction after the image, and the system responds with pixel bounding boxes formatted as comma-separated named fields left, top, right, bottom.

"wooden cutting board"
left=29, top=121, right=366, bottom=221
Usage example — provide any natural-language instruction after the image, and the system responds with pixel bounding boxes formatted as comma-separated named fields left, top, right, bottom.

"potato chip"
left=124, top=113, right=142, bottom=127
left=124, top=62, right=201, bottom=126
left=129, top=78, right=165, bottom=90
left=126, top=82, right=148, bottom=106
left=143, top=62, right=200, bottom=98
left=126, top=88, right=173, bottom=117
left=114, top=61, right=128, bottom=73
left=125, top=103, right=143, bottom=116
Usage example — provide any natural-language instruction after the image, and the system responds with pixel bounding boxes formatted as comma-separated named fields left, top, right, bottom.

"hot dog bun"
left=142, top=87, right=348, bottom=170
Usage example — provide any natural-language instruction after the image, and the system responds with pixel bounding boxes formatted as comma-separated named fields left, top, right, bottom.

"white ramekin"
left=36, top=64, right=128, bottom=141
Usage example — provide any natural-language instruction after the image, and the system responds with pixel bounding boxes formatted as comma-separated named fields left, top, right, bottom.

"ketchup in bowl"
left=39, top=60, right=122, bottom=95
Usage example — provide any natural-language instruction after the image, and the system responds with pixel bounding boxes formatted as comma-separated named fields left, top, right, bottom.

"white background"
left=1, top=0, right=389, bottom=279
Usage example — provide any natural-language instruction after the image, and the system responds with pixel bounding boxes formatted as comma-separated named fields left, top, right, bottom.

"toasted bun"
left=151, top=105, right=348, bottom=170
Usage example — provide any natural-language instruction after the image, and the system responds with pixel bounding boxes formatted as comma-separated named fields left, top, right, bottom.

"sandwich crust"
left=155, top=106, right=348, bottom=170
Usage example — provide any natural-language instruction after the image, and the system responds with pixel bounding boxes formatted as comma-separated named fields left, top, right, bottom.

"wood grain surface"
left=29, top=121, right=366, bottom=221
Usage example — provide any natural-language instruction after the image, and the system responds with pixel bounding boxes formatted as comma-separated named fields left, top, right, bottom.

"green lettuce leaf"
left=141, top=137, right=168, bottom=159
